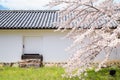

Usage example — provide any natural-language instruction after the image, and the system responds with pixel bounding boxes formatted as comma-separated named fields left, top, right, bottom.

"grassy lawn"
left=0, top=66, right=120, bottom=80
left=0, top=66, right=78, bottom=80
left=83, top=67, right=120, bottom=80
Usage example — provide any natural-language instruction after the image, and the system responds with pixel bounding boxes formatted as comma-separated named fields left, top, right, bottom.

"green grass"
left=83, top=67, right=120, bottom=80
left=0, top=66, right=120, bottom=80
left=0, top=66, right=78, bottom=80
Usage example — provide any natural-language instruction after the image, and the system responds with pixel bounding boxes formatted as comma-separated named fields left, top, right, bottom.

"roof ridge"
left=0, top=10, right=59, bottom=12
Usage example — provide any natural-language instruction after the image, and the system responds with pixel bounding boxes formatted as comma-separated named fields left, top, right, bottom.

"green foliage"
left=0, top=66, right=120, bottom=80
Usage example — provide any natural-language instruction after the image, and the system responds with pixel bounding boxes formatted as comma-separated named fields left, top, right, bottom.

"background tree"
left=48, top=0, right=120, bottom=78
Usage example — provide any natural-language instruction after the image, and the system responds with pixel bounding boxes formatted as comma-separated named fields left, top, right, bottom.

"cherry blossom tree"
left=48, top=0, right=120, bottom=78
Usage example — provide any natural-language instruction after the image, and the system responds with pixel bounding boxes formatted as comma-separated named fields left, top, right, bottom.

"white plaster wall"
left=0, top=33, right=22, bottom=62
left=0, top=30, right=120, bottom=63
left=0, top=30, right=71, bottom=62
left=42, top=33, right=70, bottom=62
left=22, top=30, right=71, bottom=62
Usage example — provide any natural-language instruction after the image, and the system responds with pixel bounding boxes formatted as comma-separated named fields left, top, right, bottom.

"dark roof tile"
left=0, top=10, right=58, bottom=29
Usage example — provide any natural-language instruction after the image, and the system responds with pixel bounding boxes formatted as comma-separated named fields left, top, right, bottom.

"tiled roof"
left=0, top=10, right=58, bottom=29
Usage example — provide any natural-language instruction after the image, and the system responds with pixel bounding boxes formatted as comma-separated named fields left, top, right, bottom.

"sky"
left=0, top=0, right=58, bottom=10
left=0, top=5, right=7, bottom=10
left=0, top=0, right=119, bottom=10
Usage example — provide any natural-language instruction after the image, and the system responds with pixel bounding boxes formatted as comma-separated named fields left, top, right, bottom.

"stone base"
left=19, top=59, right=43, bottom=68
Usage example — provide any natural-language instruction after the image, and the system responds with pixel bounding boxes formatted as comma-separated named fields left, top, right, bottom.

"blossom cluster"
left=48, top=0, right=120, bottom=78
